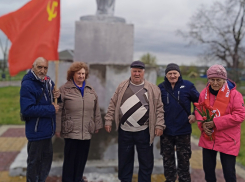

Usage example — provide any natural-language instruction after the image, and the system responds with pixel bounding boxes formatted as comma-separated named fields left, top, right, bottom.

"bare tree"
left=178, top=0, right=245, bottom=81
left=0, top=37, right=8, bottom=78
left=140, top=53, right=157, bottom=66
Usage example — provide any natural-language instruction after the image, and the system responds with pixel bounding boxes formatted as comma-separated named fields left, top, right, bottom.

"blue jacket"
left=158, top=76, right=199, bottom=136
left=20, top=70, right=56, bottom=141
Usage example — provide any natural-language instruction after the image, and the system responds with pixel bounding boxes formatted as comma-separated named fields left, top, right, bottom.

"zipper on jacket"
left=178, top=91, right=180, bottom=101
left=82, top=98, right=85, bottom=139
left=51, top=118, right=54, bottom=136
left=167, top=93, right=169, bottom=104
left=35, top=118, right=40, bottom=132
left=41, top=88, right=48, bottom=101
left=44, top=93, right=47, bottom=101
left=212, top=138, right=215, bottom=149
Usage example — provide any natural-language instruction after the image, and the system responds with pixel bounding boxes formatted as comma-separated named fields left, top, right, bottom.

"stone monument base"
left=74, top=20, right=134, bottom=64
left=80, top=15, right=125, bottom=23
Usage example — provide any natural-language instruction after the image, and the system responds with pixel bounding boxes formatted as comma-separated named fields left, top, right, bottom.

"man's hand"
left=188, top=115, right=196, bottom=124
left=155, top=128, right=163, bottom=136
left=55, top=132, right=61, bottom=138
left=95, top=129, right=99, bottom=133
left=52, top=103, right=59, bottom=113
left=53, top=89, right=60, bottom=99
left=105, top=125, right=112, bottom=133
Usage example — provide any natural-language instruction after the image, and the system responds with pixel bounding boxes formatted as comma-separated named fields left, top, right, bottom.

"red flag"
left=0, top=0, right=60, bottom=76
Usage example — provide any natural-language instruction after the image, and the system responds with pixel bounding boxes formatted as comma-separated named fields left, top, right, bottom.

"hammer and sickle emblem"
left=47, top=1, right=58, bottom=21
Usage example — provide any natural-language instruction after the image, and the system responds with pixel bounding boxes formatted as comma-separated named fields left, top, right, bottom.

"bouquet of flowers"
left=194, top=102, right=216, bottom=141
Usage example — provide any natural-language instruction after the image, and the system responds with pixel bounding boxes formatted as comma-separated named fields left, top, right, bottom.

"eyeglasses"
left=208, top=78, right=224, bottom=84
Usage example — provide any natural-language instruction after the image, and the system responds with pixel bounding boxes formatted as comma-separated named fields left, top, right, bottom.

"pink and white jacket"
left=195, top=80, right=245, bottom=156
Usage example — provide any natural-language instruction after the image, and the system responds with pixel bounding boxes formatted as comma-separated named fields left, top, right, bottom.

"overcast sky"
left=0, top=0, right=215, bottom=66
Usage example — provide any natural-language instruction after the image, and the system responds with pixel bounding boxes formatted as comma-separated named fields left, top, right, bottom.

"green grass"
left=237, top=123, right=245, bottom=166
left=0, top=70, right=26, bottom=81
left=0, top=86, right=23, bottom=125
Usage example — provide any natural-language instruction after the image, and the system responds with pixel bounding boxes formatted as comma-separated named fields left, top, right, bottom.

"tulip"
left=194, top=103, right=199, bottom=107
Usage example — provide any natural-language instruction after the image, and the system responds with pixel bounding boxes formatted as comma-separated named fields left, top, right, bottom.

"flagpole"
left=55, top=60, right=59, bottom=104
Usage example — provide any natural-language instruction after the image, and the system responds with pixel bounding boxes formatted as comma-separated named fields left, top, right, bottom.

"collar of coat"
left=64, top=79, right=93, bottom=90
left=126, top=78, right=151, bottom=91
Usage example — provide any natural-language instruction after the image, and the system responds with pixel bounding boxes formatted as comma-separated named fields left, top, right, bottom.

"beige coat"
left=104, top=79, right=165, bottom=144
left=56, top=80, right=103, bottom=140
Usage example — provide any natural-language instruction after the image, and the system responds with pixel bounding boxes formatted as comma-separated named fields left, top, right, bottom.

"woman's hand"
left=205, top=121, right=215, bottom=129
left=203, top=122, right=213, bottom=136
left=105, top=125, right=111, bottom=133
left=95, top=129, right=99, bottom=133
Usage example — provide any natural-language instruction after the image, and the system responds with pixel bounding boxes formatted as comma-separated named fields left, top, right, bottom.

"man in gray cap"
left=105, top=60, right=165, bottom=182
left=158, top=63, right=199, bottom=182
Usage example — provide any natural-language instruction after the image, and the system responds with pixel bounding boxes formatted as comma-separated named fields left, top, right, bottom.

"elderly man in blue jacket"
left=158, top=63, right=199, bottom=182
left=20, top=57, right=59, bottom=182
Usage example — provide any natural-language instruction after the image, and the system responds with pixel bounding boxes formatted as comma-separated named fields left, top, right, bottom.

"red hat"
left=207, top=65, right=227, bottom=79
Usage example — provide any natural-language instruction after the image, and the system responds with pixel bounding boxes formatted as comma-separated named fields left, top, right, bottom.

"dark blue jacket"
left=20, top=70, right=56, bottom=141
left=158, top=76, right=199, bottom=136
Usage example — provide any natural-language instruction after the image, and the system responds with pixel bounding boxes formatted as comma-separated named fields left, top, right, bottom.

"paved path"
left=0, top=125, right=245, bottom=182
left=0, top=81, right=21, bottom=88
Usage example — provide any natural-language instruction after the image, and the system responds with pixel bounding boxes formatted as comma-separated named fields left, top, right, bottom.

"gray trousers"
left=26, top=138, right=53, bottom=182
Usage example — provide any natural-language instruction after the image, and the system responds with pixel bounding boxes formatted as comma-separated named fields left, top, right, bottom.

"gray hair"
left=32, top=57, right=47, bottom=67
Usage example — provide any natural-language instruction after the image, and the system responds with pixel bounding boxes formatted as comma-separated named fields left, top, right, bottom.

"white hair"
left=32, top=57, right=47, bottom=67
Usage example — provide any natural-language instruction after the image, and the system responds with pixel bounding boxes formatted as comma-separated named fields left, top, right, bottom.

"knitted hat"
left=207, top=65, right=227, bottom=79
left=130, top=60, right=145, bottom=69
left=165, top=63, right=180, bottom=75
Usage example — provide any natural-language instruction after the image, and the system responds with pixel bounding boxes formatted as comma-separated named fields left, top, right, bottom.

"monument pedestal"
left=80, top=15, right=126, bottom=23
left=74, top=19, right=134, bottom=64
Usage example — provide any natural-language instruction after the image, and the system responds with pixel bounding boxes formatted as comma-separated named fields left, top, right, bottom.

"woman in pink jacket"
left=195, top=65, right=245, bottom=182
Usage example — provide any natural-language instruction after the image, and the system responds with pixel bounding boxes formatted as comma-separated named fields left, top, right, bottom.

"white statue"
left=96, top=0, right=115, bottom=16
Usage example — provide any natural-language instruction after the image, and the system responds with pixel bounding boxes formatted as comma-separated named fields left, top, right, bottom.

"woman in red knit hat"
left=195, top=64, right=245, bottom=182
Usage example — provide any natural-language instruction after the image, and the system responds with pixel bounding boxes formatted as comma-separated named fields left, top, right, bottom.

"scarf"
left=73, top=80, right=86, bottom=97
left=31, top=70, right=53, bottom=103
left=203, top=82, right=230, bottom=140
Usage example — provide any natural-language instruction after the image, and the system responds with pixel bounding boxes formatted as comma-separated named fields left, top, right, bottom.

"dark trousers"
left=160, top=134, right=191, bottom=182
left=203, top=148, right=236, bottom=182
left=62, top=138, right=90, bottom=182
left=26, top=138, right=53, bottom=182
left=118, top=128, right=154, bottom=182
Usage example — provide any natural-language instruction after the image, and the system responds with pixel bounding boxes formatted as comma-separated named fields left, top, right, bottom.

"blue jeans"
left=26, top=138, right=53, bottom=182
left=118, top=127, right=153, bottom=182
left=203, top=148, right=236, bottom=182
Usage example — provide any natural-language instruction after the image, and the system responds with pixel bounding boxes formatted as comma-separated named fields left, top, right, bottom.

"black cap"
left=130, top=60, right=145, bottom=69
left=165, top=63, right=180, bottom=75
